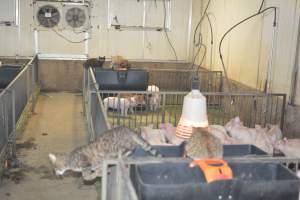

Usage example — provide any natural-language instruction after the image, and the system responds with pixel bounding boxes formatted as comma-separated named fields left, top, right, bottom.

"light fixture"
left=176, top=77, right=208, bottom=139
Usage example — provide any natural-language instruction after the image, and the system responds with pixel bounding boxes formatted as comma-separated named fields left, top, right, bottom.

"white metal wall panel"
left=0, top=0, right=17, bottom=24
left=199, top=0, right=300, bottom=99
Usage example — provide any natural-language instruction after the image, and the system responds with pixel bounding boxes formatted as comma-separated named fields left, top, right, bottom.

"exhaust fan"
left=65, top=7, right=86, bottom=28
left=37, top=5, right=60, bottom=28
left=63, top=4, right=90, bottom=31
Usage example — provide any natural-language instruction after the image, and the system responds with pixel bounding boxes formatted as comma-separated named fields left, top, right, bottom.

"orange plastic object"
left=190, top=159, right=233, bottom=183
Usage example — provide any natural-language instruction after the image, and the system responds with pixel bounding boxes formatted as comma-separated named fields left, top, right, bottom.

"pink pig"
left=224, top=117, right=274, bottom=154
left=208, top=125, right=242, bottom=145
left=225, top=117, right=257, bottom=142
left=141, top=125, right=168, bottom=146
left=274, top=138, right=300, bottom=158
left=159, top=123, right=185, bottom=145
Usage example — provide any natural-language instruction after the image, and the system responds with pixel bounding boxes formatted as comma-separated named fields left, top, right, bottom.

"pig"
left=273, top=138, right=300, bottom=158
left=225, top=117, right=275, bottom=154
left=266, top=124, right=283, bottom=144
left=225, top=117, right=257, bottom=142
left=208, top=125, right=244, bottom=145
left=103, top=95, right=145, bottom=117
left=147, top=85, right=161, bottom=111
left=209, top=125, right=231, bottom=143
left=141, top=125, right=169, bottom=146
left=253, top=125, right=274, bottom=154
left=159, top=123, right=185, bottom=145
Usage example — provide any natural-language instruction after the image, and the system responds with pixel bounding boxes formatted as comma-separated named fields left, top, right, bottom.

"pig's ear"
left=234, top=117, right=240, bottom=123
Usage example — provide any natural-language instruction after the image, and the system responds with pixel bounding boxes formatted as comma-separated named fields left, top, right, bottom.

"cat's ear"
left=49, top=153, right=57, bottom=164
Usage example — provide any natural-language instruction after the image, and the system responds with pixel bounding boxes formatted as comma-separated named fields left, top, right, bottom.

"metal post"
left=161, top=93, right=166, bottom=123
left=4, top=97, right=8, bottom=143
left=87, top=90, right=95, bottom=142
left=82, top=68, right=87, bottom=116
left=26, top=65, right=31, bottom=101
left=11, top=90, right=16, bottom=132
left=10, top=89, right=16, bottom=158
left=102, top=160, right=108, bottom=200
left=266, top=24, right=278, bottom=93
left=4, top=89, right=16, bottom=159
left=290, top=15, right=300, bottom=105
left=116, top=160, right=122, bottom=200
left=31, top=62, right=36, bottom=113
left=280, top=94, right=286, bottom=131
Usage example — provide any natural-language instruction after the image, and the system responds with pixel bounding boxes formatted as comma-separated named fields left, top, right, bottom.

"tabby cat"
left=48, top=126, right=161, bottom=181
left=185, top=127, right=223, bottom=159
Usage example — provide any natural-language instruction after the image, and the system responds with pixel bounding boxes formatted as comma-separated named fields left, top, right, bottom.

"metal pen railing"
left=98, top=90, right=286, bottom=131
left=147, top=69, right=223, bottom=92
left=82, top=67, right=295, bottom=200
left=0, top=55, right=39, bottom=169
left=83, top=67, right=110, bottom=142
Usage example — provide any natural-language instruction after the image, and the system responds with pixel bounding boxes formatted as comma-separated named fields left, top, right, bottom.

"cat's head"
left=48, top=153, right=69, bottom=176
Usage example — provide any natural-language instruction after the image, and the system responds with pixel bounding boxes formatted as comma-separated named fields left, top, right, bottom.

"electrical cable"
left=52, top=28, right=91, bottom=43
left=206, top=13, right=214, bottom=71
left=197, top=43, right=207, bottom=72
left=218, top=6, right=277, bottom=91
left=193, top=14, right=213, bottom=73
left=190, top=2, right=213, bottom=71
left=163, top=0, right=178, bottom=60
left=190, top=34, right=203, bottom=70
left=258, top=0, right=266, bottom=13
left=197, top=13, right=214, bottom=74
left=193, top=0, right=212, bottom=47
left=206, top=13, right=214, bottom=45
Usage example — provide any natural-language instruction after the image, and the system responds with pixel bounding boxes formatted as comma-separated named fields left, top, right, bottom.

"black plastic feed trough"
left=130, top=161, right=300, bottom=200
left=95, top=68, right=149, bottom=91
left=133, top=144, right=268, bottom=158
left=0, top=64, right=23, bottom=89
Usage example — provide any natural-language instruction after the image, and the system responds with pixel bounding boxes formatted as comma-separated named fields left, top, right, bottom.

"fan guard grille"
left=37, top=5, right=60, bottom=28
left=65, top=7, right=86, bottom=28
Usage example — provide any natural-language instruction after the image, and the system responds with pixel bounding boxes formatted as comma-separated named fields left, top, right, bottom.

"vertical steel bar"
left=4, top=96, right=8, bottom=143
left=269, top=95, right=274, bottom=124
left=102, top=160, right=108, bottom=200
left=11, top=90, right=16, bottom=132
left=280, top=94, right=286, bottom=130
left=26, top=66, right=31, bottom=101
left=275, top=96, right=279, bottom=124
left=82, top=67, right=87, bottom=116
left=31, top=62, right=36, bottom=113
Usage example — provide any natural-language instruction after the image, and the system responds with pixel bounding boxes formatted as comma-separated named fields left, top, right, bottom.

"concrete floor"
left=0, top=92, right=98, bottom=200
